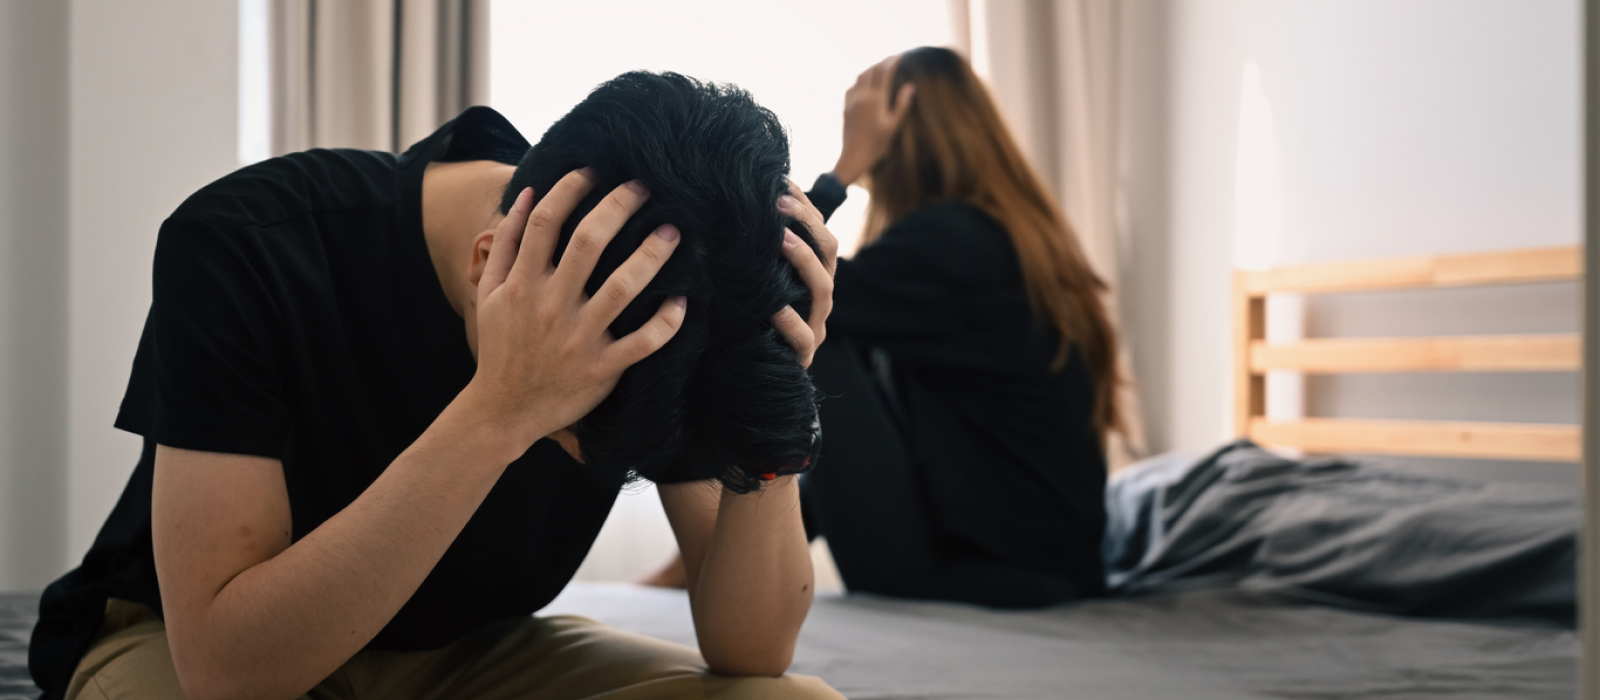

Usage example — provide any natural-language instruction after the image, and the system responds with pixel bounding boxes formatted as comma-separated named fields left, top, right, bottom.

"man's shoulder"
left=169, top=148, right=405, bottom=237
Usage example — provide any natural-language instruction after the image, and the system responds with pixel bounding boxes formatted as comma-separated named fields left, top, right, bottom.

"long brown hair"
left=861, top=46, right=1126, bottom=438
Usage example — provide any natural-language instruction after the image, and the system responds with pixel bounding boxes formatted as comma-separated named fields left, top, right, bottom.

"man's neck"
left=421, top=160, right=516, bottom=317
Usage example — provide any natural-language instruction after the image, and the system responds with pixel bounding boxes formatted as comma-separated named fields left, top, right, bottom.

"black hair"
left=499, top=71, right=819, bottom=493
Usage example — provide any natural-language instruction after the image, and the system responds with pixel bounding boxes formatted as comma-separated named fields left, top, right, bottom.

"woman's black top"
left=807, top=175, right=1107, bottom=591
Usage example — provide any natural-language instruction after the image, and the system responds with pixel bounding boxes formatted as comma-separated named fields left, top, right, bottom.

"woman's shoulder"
left=887, top=200, right=1006, bottom=239
left=876, top=200, right=1017, bottom=271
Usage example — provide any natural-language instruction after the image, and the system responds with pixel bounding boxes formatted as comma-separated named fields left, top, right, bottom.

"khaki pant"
left=66, top=599, right=843, bottom=700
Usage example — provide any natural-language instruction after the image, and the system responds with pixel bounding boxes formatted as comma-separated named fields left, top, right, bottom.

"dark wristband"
left=806, top=173, right=849, bottom=223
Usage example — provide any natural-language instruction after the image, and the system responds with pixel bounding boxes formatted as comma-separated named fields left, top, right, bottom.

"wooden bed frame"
left=1231, top=245, right=1583, bottom=463
left=1234, top=242, right=1594, bottom=698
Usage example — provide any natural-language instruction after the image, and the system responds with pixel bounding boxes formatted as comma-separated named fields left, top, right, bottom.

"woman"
left=795, top=46, right=1124, bottom=608
left=645, top=47, right=1121, bottom=608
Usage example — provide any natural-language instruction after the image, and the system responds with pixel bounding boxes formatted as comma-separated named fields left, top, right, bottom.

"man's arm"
left=658, top=476, right=814, bottom=677
left=154, top=407, right=527, bottom=700
left=651, top=181, right=838, bottom=677
left=153, top=172, right=686, bottom=700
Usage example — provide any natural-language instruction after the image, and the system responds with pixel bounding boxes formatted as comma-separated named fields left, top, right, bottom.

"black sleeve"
left=826, top=204, right=1039, bottom=372
left=806, top=172, right=849, bottom=222
left=114, top=217, right=290, bottom=459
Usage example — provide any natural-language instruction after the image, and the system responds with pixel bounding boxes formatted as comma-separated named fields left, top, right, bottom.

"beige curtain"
left=269, top=0, right=490, bottom=155
left=958, top=0, right=1146, bottom=467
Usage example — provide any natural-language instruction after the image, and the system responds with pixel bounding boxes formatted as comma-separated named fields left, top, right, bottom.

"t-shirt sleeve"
left=114, top=217, right=290, bottom=459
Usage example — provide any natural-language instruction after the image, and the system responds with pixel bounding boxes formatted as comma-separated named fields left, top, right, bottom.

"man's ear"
left=468, top=229, right=497, bottom=287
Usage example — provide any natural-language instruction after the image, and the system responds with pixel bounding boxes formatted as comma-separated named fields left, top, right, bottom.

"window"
left=490, top=0, right=952, bottom=257
left=238, top=0, right=271, bottom=165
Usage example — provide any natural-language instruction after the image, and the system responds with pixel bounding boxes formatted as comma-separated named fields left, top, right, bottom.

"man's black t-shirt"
left=30, top=107, right=631, bottom=698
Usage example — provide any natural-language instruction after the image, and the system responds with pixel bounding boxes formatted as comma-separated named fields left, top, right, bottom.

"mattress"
left=0, top=583, right=1577, bottom=700
left=1, top=594, right=34, bottom=700
left=543, top=582, right=1575, bottom=700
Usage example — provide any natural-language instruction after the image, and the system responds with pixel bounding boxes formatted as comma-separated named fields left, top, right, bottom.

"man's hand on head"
left=464, top=169, right=687, bottom=453
left=773, top=181, right=837, bottom=369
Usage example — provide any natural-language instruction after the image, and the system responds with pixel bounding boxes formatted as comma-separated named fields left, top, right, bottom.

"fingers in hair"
left=517, top=168, right=596, bottom=280
left=584, top=224, right=681, bottom=331
left=553, top=179, right=652, bottom=296
left=782, top=181, right=838, bottom=274
left=771, top=305, right=816, bottom=368
left=483, top=187, right=534, bottom=290
left=606, top=295, right=688, bottom=366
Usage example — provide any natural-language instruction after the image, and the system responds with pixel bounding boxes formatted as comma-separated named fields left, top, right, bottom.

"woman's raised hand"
left=833, top=54, right=916, bottom=186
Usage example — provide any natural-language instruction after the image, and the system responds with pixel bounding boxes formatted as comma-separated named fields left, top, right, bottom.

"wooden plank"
left=1240, top=245, right=1581, bottom=294
left=1232, top=272, right=1265, bottom=436
left=1249, top=417, right=1580, bottom=463
left=1249, top=334, right=1581, bottom=373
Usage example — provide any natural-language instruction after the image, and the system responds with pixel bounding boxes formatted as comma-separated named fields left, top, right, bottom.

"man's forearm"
left=689, top=475, right=814, bottom=677
left=158, top=389, right=537, bottom=700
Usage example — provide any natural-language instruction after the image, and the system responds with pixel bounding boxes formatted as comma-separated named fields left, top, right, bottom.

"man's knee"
left=703, top=672, right=845, bottom=700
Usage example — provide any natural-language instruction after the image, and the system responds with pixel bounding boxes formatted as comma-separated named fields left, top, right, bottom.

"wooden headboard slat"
left=1241, top=245, right=1580, bottom=294
left=1250, top=334, right=1580, bottom=373
left=1248, top=417, right=1580, bottom=463
left=1233, top=245, right=1583, bottom=461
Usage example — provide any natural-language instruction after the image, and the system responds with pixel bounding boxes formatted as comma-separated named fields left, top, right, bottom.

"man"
left=30, top=72, right=842, bottom=700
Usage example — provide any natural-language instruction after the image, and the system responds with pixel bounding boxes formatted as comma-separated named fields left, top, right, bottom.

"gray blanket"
left=545, top=582, right=1576, bottom=700
left=1105, top=440, right=1577, bottom=623
left=0, top=595, right=34, bottom=700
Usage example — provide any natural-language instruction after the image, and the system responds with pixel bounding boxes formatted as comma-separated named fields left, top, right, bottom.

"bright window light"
left=238, top=0, right=271, bottom=165
left=489, top=0, right=953, bottom=256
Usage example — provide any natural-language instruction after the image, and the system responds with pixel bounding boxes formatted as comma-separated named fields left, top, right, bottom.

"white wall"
left=0, top=0, right=244, bottom=592
left=66, top=0, right=241, bottom=561
left=0, top=0, right=70, bottom=592
left=1122, top=0, right=1581, bottom=484
left=1122, top=0, right=1250, bottom=457
left=1251, top=0, right=1579, bottom=264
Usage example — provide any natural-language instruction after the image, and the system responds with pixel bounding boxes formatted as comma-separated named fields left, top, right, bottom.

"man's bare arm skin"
left=152, top=172, right=687, bottom=700
left=652, top=183, right=839, bottom=677
left=659, top=475, right=814, bottom=677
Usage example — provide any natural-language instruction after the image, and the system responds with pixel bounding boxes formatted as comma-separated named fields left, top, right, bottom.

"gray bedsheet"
left=0, top=583, right=1578, bottom=699
left=1, top=594, right=36, bottom=700
left=545, top=582, right=1575, bottom=700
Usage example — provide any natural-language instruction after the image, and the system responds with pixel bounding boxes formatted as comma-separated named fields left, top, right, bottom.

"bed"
left=0, top=246, right=1583, bottom=699
left=0, top=583, right=1579, bottom=700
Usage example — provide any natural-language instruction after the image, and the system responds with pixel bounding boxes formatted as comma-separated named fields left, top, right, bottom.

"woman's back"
left=810, top=193, right=1107, bottom=601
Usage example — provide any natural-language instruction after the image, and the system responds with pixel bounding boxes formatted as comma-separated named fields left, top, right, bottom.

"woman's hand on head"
left=773, top=182, right=837, bottom=368
left=833, top=54, right=916, bottom=186
left=465, top=171, right=687, bottom=450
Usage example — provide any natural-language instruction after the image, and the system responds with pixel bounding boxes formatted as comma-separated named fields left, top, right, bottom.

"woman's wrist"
left=831, top=154, right=868, bottom=187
